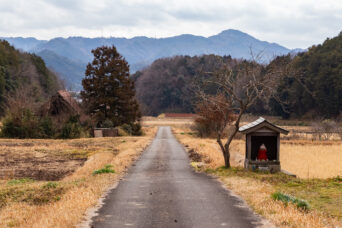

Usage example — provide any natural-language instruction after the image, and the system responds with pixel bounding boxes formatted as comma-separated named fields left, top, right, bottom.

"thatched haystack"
left=40, top=90, right=83, bottom=123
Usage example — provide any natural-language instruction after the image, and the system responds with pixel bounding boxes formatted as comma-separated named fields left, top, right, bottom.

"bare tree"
left=195, top=93, right=236, bottom=138
left=195, top=57, right=288, bottom=168
left=5, top=86, right=39, bottom=115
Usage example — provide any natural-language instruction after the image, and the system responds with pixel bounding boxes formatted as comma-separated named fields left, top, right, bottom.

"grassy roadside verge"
left=0, top=127, right=156, bottom=228
left=173, top=127, right=342, bottom=228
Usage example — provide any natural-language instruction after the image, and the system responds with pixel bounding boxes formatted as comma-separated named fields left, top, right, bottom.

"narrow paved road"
left=91, top=126, right=262, bottom=228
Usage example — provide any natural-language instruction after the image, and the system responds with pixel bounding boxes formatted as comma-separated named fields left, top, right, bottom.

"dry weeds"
left=173, top=126, right=342, bottom=228
left=174, top=127, right=342, bottom=179
left=142, top=116, right=194, bottom=128
left=221, top=176, right=340, bottom=228
left=0, top=126, right=156, bottom=228
left=281, top=141, right=342, bottom=179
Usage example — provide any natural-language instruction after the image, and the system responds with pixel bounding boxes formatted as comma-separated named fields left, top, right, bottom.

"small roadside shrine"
left=239, top=117, right=289, bottom=172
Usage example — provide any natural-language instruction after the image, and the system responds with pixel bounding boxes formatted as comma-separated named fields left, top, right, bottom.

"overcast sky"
left=0, top=0, right=341, bottom=49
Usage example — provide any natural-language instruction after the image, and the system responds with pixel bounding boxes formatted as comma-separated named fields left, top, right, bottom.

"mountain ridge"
left=1, top=29, right=303, bottom=90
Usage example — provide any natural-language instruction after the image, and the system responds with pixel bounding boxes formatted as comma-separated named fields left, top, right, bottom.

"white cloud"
left=0, top=0, right=341, bottom=48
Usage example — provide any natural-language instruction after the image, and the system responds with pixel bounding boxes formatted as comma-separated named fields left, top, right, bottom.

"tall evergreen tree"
left=81, top=46, right=141, bottom=127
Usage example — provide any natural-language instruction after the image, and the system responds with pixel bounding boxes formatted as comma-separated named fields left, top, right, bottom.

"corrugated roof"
left=239, top=117, right=289, bottom=134
left=239, top=117, right=266, bottom=131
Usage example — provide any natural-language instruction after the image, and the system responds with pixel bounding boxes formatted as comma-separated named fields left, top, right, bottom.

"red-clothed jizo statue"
left=257, top=144, right=268, bottom=161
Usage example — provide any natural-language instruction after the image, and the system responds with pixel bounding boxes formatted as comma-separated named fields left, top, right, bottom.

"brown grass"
left=142, top=116, right=194, bottom=128
left=173, top=126, right=342, bottom=228
left=220, top=176, right=340, bottom=228
left=173, top=128, right=342, bottom=179
left=281, top=141, right=342, bottom=179
left=0, top=126, right=156, bottom=228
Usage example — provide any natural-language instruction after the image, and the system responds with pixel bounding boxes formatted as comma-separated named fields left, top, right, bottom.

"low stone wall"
left=94, top=128, right=119, bottom=137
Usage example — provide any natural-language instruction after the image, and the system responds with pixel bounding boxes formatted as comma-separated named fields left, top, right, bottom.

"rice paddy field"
left=0, top=126, right=157, bottom=228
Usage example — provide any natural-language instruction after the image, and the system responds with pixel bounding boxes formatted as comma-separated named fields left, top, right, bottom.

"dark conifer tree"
left=81, top=46, right=141, bottom=127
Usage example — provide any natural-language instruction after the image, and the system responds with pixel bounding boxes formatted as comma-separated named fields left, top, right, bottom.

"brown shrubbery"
left=311, top=119, right=342, bottom=140
left=0, top=90, right=89, bottom=139
left=194, top=94, right=236, bottom=138
left=0, top=109, right=87, bottom=139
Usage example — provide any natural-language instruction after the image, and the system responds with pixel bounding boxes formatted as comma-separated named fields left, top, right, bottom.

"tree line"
left=133, top=31, right=342, bottom=119
left=270, top=32, right=342, bottom=118
left=0, top=43, right=142, bottom=138
left=133, top=55, right=232, bottom=115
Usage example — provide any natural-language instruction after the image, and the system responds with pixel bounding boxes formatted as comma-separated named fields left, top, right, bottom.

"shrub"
left=311, top=119, right=338, bottom=140
left=1, top=112, right=88, bottom=139
left=119, top=122, right=143, bottom=136
left=117, top=127, right=129, bottom=136
left=39, top=116, right=55, bottom=138
left=59, top=115, right=82, bottom=139
left=93, top=164, right=115, bottom=175
left=272, top=192, right=310, bottom=211
left=0, top=99, right=91, bottom=139
left=120, top=123, right=132, bottom=135
left=42, top=182, right=58, bottom=189
left=0, top=109, right=42, bottom=138
left=131, top=122, right=143, bottom=136
left=102, top=119, right=114, bottom=128
left=192, top=121, right=211, bottom=138
left=333, top=176, right=342, bottom=182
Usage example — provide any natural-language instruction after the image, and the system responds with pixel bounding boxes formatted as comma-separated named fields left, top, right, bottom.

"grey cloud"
left=0, top=0, right=341, bottom=48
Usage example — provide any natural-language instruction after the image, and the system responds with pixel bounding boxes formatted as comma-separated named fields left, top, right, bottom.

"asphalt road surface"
left=91, top=126, right=262, bottom=228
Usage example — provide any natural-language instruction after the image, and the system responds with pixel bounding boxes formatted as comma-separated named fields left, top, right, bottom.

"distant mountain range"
left=1, top=29, right=304, bottom=90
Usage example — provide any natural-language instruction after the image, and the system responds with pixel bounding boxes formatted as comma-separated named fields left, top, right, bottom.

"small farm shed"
left=239, top=117, right=289, bottom=172
left=40, top=90, right=82, bottom=123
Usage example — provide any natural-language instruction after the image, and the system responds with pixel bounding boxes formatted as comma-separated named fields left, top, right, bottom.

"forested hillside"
left=134, top=55, right=232, bottom=115
left=271, top=32, right=342, bottom=118
left=135, top=32, right=342, bottom=118
left=0, top=40, right=62, bottom=115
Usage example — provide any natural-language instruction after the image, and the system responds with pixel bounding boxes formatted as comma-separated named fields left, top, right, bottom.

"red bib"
left=257, top=149, right=268, bottom=160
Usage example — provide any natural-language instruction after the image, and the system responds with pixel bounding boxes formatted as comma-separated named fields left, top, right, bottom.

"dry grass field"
left=145, top=117, right=342, bottom=179
left=175, top=134, right=342, bottom=179
left=142, top=116, right=194, bottom=128
left=1, top=115, right=341, bottom=228
left=0, top=126, right=156, bottom=228
left=213, top=171, right=342, bottom=228
left=141, top=117, right=342, bottom=227
left=171, top=126, right=342, bottom=228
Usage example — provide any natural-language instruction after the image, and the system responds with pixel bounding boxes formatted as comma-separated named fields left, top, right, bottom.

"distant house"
left=40, top=90, right=83, bottom=123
